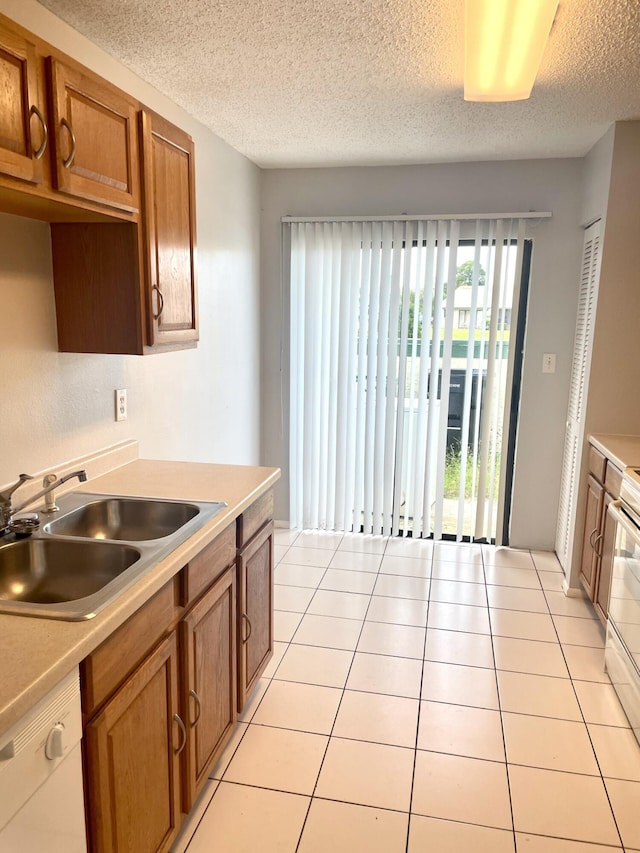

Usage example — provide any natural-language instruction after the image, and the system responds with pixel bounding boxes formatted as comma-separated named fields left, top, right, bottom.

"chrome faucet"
left=0, top=470, right=87, bottom=534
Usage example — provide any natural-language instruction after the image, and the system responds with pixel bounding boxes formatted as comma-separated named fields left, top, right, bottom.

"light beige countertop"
left=589, top=434, right=640, bottom=472
left=0, top=459, right=279, bottom=738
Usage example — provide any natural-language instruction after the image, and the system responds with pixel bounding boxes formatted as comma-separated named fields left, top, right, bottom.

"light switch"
left=542, top=353, right=556, bottom=374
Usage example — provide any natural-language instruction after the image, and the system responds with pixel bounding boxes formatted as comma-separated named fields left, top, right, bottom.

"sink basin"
left=0, top=539, right=140, bottom=607
left=45, top=497, right=200, bottom=541
left=0, top=492, right=227, bottom=620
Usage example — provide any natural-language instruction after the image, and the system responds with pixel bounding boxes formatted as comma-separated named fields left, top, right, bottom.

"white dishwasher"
left=0, top=667, right=86, bottom=852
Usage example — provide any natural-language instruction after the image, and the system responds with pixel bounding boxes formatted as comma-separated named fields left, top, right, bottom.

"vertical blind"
left=288, top=216, right=529, bottom=540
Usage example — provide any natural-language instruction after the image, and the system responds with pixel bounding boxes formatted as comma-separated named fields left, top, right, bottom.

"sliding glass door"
left=288, top=216, right=528, bottom=541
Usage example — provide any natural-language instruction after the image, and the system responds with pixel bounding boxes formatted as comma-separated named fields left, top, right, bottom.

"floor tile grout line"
left=293, top=536, right=389, bottom=853
left=553, top=607, right=627, bottom=849
left=185, top=779, right=628, bottom=852
left=179, top=781, right=220, bottom=853
left=521, top=553, right=625, bottom=850
left=405, top=544, right=435, bottom=853
left=484, top=548, right=518, bottom=850
left=177, top=542, right=309, bottom=852
left=190, top=537, right=629, bottom=851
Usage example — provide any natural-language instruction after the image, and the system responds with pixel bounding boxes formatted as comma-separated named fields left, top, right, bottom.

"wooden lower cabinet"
left=594, top=494, right=617, bottom=622
left=84, top=632, right=182, bottom=853
left=579, top=446, right=623, bottom=626
left=82, top=498, right=274, bottom=849
left=237, top=520, right=274, bottom=711
left=180, top=565, right=236, bottom=811
left=579, top=474, right=604, bottom=600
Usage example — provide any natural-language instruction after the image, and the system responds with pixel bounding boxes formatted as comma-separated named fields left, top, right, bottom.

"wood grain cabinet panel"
left=140, top=109, right=198, bottom=347
left=48, top=58, right=140, bottom=213
left=580, top=448, right=625, bottom=626
left=579, top=474, right=604, bottom=600
left=0, top=22, right=46, bottom=184
left=237, top=520, right=274, bottom=712
left=49, top=110, right=198, bottom=354
left=84, top=632, right=182, bottom=853
left=181, top=565, right=236, bottom=811
left=594, top=494, right=617, bottom=623
left=81, top=579, right=177, bottom=718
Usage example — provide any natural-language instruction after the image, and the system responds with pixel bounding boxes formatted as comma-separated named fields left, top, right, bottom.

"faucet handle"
left=43, top=473, right=59, bottom=513
left=0, top=474, right=34, bottom=503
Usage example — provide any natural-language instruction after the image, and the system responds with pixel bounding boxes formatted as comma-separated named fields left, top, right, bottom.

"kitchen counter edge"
left=589, top=433, right=640, bottom=472
left=0, top=459, right=280, bottom=740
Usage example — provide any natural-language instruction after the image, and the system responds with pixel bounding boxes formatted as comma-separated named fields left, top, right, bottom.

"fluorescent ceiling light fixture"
left=464, top=0, right=559, bottom=102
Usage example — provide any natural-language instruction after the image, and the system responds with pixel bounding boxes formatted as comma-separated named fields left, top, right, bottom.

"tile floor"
left=172, top=532, right=640, bottom=853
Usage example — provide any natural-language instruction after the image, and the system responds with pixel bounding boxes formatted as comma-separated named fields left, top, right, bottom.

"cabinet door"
left=579, top=474, right=604, bottom=599
left=595, top=494, right=616, bottom=624
left=0, top=23, right=46, bottom=184
left=48, top=58, right=139, bottom=212
left=181, top=565, right=237, bottom=811
left=140, top=109, right=198, bottom=348
left=85, top=632, right=183, bottom=853
left=237, top=521, right=274, bottom=712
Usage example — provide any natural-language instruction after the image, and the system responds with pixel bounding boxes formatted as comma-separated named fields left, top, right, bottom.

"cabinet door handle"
left=29, top=105, right=48, bottom=160
left=60, top=118, right=76, bottom=169
left=593, top=532, right=604, bottom=559
left=189, top=689, right=202, bottom=726
left=242, top=612, right=252, bottom=643
left=173, top=713, right=187, bottom=755
left=589, top=528, right=598, bottom=550
left=152, top=284, right=165, bottom=320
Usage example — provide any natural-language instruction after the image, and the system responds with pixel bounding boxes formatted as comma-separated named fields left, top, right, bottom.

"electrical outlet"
left=115, top=389, right=127, bottom=421
left=542, top=353, right=556, bottom=374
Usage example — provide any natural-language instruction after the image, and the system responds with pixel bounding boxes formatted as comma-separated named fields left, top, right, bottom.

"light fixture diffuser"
left=464, top=0, right=559, bottom=102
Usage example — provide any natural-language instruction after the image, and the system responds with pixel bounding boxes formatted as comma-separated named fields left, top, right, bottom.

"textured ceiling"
left=37, top=0, right=640, bottom=168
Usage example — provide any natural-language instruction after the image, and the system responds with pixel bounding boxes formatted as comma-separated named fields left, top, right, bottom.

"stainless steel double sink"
left=0, top=493, right=226, bottom=620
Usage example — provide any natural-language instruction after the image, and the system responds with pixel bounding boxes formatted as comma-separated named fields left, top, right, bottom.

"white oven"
left=605, top=468, right=640, bottom=742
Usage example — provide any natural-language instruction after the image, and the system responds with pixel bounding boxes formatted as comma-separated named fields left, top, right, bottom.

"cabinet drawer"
left=588, top=445, right=607, bottom=483
left=182, top=523, right=236, bottom=607
left=604, top=462, right=623, bottom=498
left=237, top=489, right=273, bottom=548
left=81, top=578, right=178, bottom=717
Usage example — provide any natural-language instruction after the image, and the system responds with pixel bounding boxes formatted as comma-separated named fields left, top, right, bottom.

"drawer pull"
left=173, top=713, right=187, bottom=754
left=152, top=284, right=165, bottom=320
left=242, top=612, right=252, bottom=643
left=30, top=105, right=48, bottom=160
left=593, top=532, right=604, bottom=559
left=189, top=689, right=202, bottom=726
left=60, top=118, right=76, bottom=168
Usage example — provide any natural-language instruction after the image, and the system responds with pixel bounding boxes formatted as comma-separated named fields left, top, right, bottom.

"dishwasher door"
left=0, top=668, right=86, bottom=853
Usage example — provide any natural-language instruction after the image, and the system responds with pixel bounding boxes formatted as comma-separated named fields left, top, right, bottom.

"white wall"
left=0, top=0, right=261, bottom=480
left=260, top=160, right=584, bottom=548
left=581, top=126, right=614, bottom=228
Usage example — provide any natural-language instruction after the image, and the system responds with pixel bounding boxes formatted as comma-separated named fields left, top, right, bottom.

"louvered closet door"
left=556, top=220, right=602, bottom=570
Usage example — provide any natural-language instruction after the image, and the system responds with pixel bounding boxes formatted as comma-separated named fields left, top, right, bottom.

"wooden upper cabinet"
left=0, top=22, right=47, bottom=185
left=140, top=109, right=198, bottom=347
left=48, top=58, right=140, bottom=213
